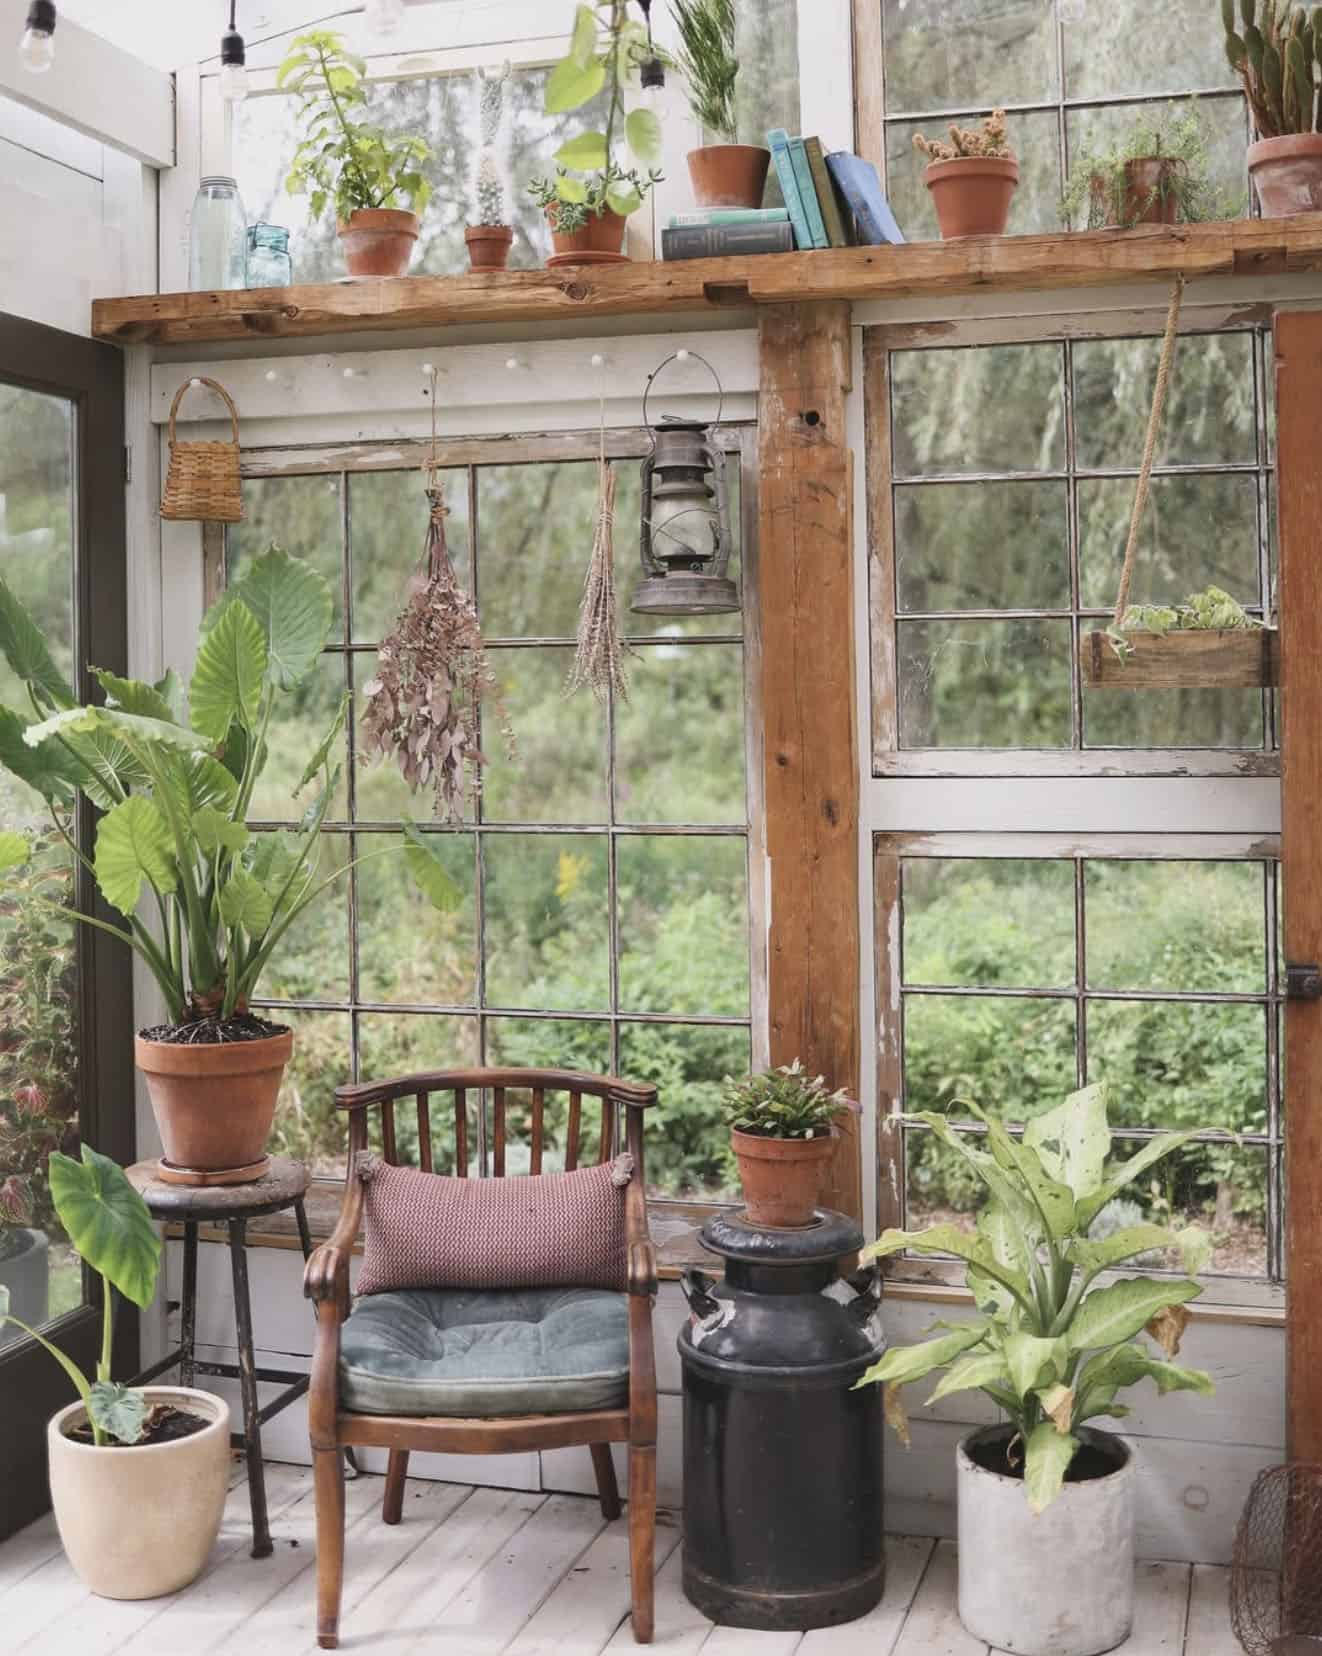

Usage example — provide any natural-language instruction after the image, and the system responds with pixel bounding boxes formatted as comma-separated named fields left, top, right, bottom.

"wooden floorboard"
left=798, top=1536, right=935, bottom=1656
left=1183, top=1566, right=1238, bottom=1656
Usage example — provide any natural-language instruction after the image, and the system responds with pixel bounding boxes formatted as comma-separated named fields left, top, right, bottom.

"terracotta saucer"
left=545, top=250, right=631, bottom=268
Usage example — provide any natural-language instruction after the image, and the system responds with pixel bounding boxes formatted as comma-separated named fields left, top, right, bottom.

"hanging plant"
left=566, top=459, right=635, bottom=703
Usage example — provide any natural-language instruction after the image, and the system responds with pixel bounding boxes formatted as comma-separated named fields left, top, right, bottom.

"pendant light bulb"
left=19, top=0, right=56, bottom=74
left=220, top=3, right=247, bottom=102
left=364, top=0, right=407, bottom=34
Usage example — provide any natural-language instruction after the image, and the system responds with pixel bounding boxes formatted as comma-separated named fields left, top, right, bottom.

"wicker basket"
left=160, top=376, right=243, bottom=523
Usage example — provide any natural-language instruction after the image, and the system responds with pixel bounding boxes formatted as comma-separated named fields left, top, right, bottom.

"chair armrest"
left=303, top=1240, right=350, bottom=1312
left=628, top=1237, right=658, bottom=1298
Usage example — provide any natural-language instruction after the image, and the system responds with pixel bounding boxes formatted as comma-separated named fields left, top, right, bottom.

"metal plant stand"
left=127, top=1157, right=313, bottom=1558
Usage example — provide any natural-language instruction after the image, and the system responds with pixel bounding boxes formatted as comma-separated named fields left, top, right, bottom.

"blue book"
left=825, top=151, right=906, bottom=246
left=766, top=128, right=812, bottom=250
left=787, top=137, right=829, bottom=248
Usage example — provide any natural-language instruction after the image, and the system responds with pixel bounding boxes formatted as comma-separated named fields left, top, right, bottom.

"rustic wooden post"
left=757, top=301, right=861, bottom=1219
left=1275, top=309, right=1322, bottom=1463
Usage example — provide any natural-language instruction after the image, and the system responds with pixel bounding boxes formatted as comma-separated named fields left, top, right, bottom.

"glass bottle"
left=246, top=223, right=293, bottom=288
left=188, top=176, right=247, bottom=291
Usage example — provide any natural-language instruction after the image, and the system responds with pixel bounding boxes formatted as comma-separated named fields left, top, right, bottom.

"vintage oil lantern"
left=632, top=349, right=739, bottom=617
left=678, top=1208, right=886, bottom=1631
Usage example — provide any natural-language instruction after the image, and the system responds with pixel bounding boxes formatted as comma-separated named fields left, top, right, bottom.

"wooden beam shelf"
left=92, top=214, right=1322, bottom=348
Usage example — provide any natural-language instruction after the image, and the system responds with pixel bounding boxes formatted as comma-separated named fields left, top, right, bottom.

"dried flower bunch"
left=566, top=461, right=635, bottom=703
left=359, top=483, right=508, bottom=824
left=913, top=108, right=1014, bottom=163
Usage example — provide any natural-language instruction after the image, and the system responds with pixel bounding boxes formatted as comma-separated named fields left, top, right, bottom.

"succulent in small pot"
left=914, top=109, right=1018, bottom=239
left=280, top=29, right=432, bottom=277
left=1062, top=103, right=1221, bottom=230
left=1225, top=0, right=1322, bottom=216
left=723, top=1060, right=857, bottom=1227
left=529, top=166, right=660, bottom=263
left=672, top=0, right=770, bottom=209
left=466, top=62, right=515, bottom=272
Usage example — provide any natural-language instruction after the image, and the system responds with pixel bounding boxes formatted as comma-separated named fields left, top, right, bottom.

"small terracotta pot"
left=1089, top=156, right=1186, bottom=227
left=686, top=144, right=771, bottom=209
left=465, top=223, right=514, bottom=271
left=1248, top=133, right=1322, bottom=218
left=135, top=1027, right=293, bottom=1180
left=730, top=1126, right=836, bottom=1228
left=337, top=208, right=419, bottom=277
left=924, top=155, right=1019, bottom=239
left=546, top=204, right=629, bottom=262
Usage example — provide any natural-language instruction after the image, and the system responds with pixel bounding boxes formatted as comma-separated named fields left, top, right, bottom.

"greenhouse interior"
left=1, top=1, right=1320, bottom=1653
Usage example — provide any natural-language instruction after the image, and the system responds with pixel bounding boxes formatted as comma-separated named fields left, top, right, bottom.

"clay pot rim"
left=134, top=1027, right=293, bottom=1077
left=924, top=155, right=1020, bottom=184
left=730, top=1124, right=839, bottom=1157
left=1249, top=133, right=1322, bottom=164
left=464, top=222, right=513, bottom=239
left=336, top=207, right=420, bottom=234
left=50, top=1387, right=230, bottom=1457
left=685, top=142, right=770, bottom=162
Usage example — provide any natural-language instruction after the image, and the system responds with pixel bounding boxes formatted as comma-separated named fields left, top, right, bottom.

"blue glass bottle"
left=188, top=176, right=248, bottom=291
left=246, top=222, right=293, bottom=288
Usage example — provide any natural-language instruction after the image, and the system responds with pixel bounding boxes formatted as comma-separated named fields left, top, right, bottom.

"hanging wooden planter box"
left=1082, top=627, right=1281, bottom=690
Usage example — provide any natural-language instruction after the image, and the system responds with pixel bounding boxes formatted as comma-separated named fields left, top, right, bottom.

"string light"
left=220, top=1, right=248, bottom=102
left=637, top=0, right=665, bottom=108
left=19, top=1, right=55, bottom=74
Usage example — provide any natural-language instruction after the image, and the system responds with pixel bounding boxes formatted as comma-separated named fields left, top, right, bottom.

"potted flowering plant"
left=913, top=108, right=1018, bottom=239
left=722, top=1060, right=857, bottom=1227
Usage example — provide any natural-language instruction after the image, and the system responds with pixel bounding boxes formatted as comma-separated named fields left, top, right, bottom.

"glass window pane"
left=895, top=481, right=1070, bottom=612
left=903, top=994, right=1078, bottom=1120
left=228, top=476, right=343, bottom=641
left=483, top=647, right=607, bottom=825
left=1084, top=860, right=1266, bottom=992
left=1073, top=333, right=1256, bottom=470
left=478, top=460, right=603, bottom=640
left=618, top=1021, right=749, bottom=1201
left=615, top=644, right=746, bottom=823
left=1063, top=13, right=1238, bottom=103
left=1065, top=99, right=1249, bottom=227
left=906, top=1125, right=978, bottom=1234
left=891, top=344, right=1065, bottom=477
left=356, top=1012, right=479, bottom=1170
left=898, top=618, right=1072, bottom=748
left=886, top=110, right=1062, bottom=240
left=902, top=858, right=1075, bottom=988
left=482, top=835, right=609, bottom=1011
left=1086, top=999, right=1267, bottom=1136
left=356, top=832, right=477, bottom=1006
left=351, top=467, right=470, bottom=644
left=268, top=1009, right=351, bottom=1176
left=1107, top=1140, right=1267, bottom=1277
left=1082, top=676, right=1265, bottom=750
left=882, top=0, right=1057, bottom=114
left=247, top=653, right=349, bottom=822
left=257, top=833, right=351, bottom=1003
left=734, top=0, right=799, bottom=202
left=618, top=837, right=749, bottom=1016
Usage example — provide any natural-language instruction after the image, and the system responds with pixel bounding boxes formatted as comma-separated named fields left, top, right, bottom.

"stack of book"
left=659, top=134, right=906, bottom=262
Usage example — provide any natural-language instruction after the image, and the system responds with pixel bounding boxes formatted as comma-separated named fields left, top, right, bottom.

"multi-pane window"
left=225, top=438, right=757, bottom=1206
left=877, top=0, right=1249, bottom=239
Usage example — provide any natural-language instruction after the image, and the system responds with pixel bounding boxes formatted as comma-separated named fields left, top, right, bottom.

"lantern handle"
left=641, top=349, right=725, bottom=446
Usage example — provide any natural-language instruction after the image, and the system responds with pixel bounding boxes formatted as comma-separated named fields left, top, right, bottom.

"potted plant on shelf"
left=671, top=0, right=769, bottom=209
left=280, top=29, right=432, bottom=277
left=533, top=2, right=664, bottom=264
left=466, top=63, right=514, bottom=272
left=1224, top=0, right=1322, bottom=216
left=0, top=1145, right=230, bottom=1599
left=860, top=1085, right=1214, bottom=1656
left=1084, top=584, right=1278, bottom=689
left=1062, top=103, right=1220, bottom=229
left=913, top=109, right=1018, bottom=239
left=723, top=1059, right=857, bottom=1227
left=0, top=548, right=459, bottom=1185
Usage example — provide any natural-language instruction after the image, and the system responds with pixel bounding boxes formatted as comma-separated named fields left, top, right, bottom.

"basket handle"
left=168, top=376, right=240, bottom=445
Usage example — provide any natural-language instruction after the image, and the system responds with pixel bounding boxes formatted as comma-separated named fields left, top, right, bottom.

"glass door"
left=0, top=315, right=131, bottom=1538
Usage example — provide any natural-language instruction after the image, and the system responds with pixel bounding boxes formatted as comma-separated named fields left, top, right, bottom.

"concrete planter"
left=48, top=1386, right=229, bottom=1599
left=956, top=1423, right=1135, bottom=1656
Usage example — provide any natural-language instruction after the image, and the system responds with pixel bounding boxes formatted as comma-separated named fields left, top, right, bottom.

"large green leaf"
left=1071, top=1223, right=1212, bottom=1281
left=1003, top=1332, right=1066, bottom=1400
left=969, top=1102, right=1075, bottom=1239
left=1024, top=1084, right=1111, bottom=1202
left=193, top=806, right=249, bottom=857
left=0, top=573, right=74, bottom=709
left=1075, top=1131, right=1205, bottom=1230
left=93, top=669, right=178, bottom=724
left=0, top=704, right=81, bottom=803
left=162, top=751, right=240, bottom=820
left=219, top=869, right=275, bottom=935
left=904, top=1112, right=1044, bottom=1270
left=190, top=599, right=267, bottom=741
left=1074, top=1342, right=1214, bottom=1425
left=60, top=726, right=149, bottom=809
left=0, top=829, right=28, bottom=872
left=1066, top=1276, right=1203, bottom=1354
left=25, top=704, right=210, bottom=756
left=625, top=107, right=663, bottom=164
left=1024, top=1421, right=1079, bottom=1513
left=48, top=1145, right=161, bottom=1309
left=864, top=1222, right=1034, bottom=1311
left=402, top=822, right=462, bottom=911
left=568, top=2, right=597, bottom=66
left=855, top=1320, right=988, bottom=1391
left=925, top=1350, right=1010, bottom=1407
left=544, top=53, right=605, bottom=113
left=94, top=795, right=177, bottom=916
left=225, top=545, right=334, bottom=690
left=555, top=131, right=609, bottom=170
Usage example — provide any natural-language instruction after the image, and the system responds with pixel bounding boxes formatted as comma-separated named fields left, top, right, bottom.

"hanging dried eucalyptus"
left=566, top=459, right=635, bottom=703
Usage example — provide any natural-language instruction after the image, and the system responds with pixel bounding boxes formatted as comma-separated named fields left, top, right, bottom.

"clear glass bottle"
left=188, top=176, right=247, bottom=291
left=246, top=222, right=293, bottom=288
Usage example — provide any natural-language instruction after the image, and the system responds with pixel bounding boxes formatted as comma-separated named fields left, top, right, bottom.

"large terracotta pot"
left=730, top=1127, right=836, bottom=1228
left=1090, top=156, right=1186, bottom=227
left=546, top=204, right=628, bottom=265
left=135, top=1027, right=293, bottom=1181
left=337, top=208, right=419, bottom=277
left=686, top=144, right=771, bottom=209
left=464, top=223, right=514, bottom=270
left=1248, top=133, right=1322, bottom=217
left=48, top=1388, right=230, bottom=1599
left=924, top=155, right=1019, bottom=239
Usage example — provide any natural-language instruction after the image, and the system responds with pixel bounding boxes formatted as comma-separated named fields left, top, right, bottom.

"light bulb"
left=365, top=0, right=407, bottom=34
left=220, top=61, right=249, bottom=101
left=19, top=1, right=55, bottom=73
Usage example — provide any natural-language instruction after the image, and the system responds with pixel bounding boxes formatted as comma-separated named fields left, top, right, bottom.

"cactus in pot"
left=1223, top=0, right=1322, bottom=214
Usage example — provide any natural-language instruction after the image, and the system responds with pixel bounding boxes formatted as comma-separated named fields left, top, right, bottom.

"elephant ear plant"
left=859, top=1084, right=1215, bottom=1512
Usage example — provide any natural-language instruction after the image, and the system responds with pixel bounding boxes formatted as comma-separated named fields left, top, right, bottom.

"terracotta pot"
left=465, top=223, right=514, bottom=270
left=336, top=208, right=419, bottom=277
left=1089, top=156, right=1186, bottom=227
left=48, top=1387, right=230, bottom=1599
left=730, top=1126, right=836, bottom=1228
left=1249, top=133, right=1322, bottom=218
left=135, top=1027, right=293, bottom=1179
left=546, top=204, right=628, bottom=262
left=924, top=155, right=1019, bottom=239
left=686, top=144, right=771, bottom=209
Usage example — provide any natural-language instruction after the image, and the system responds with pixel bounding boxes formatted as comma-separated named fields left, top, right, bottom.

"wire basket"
left=160, top=375, right=243, bottom=523
left=1231, top=1462, right=1322, bottom=1654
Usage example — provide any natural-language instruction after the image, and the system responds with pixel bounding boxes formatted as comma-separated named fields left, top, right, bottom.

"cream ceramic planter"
left=957, top=1424, right=1135, bottom=1656
left=48, top=1386, right=229, bottom=1599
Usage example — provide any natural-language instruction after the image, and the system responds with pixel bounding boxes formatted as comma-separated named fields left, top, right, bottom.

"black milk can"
left=678, top=1208, right=886, bottom=1631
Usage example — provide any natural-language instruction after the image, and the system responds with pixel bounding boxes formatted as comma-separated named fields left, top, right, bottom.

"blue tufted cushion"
left=339, top=1285, right=629, bottom=1417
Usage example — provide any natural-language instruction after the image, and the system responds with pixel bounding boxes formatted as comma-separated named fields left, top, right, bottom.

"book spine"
left=766, top=128, right=812, bottom=250
left=668, top=208, right=790, bottom=227
left=788, top=137, right=829, bottom=248
left=804, top=135, right=850, bottom=248
left=661, top=222, right=796, bottom=259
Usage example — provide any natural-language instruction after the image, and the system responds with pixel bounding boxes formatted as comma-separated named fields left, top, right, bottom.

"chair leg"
left=589, top=1443, right=622, bottom=1521
left=628, top=1444, right=656, bottom=1644
left=313, top=1446, right=346, bottom=1650
left=383, top=1448, right=410, bottom=1525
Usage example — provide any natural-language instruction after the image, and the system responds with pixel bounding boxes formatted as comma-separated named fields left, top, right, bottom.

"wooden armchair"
left=303, top=1067, right=659, bottom=1649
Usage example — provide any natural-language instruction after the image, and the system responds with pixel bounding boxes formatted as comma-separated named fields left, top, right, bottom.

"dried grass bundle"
left=566, top=459, right=635, bottom=703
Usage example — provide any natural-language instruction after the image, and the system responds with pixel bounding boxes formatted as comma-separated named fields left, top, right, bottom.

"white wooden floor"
left=0, top=1462, right=1239, bottom=1655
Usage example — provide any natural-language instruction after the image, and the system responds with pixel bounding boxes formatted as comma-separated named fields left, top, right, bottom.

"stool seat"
left=127, top=1157, right=310, bottom=1222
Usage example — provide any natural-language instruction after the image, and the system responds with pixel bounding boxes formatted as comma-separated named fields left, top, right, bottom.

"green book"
left=804, top=135, right=852, bottom=248
left=787, top=136, right=829, bottom=248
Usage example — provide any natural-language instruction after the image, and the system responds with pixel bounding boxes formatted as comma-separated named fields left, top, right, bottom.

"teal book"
left=668, top=207, right=789, bottom=227
left=766, top=128, right=812, bottom=250
left=787, top=136, right=829, bottom=248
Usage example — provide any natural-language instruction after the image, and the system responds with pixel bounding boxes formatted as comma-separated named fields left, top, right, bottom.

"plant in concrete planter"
left=914, top=108, right=1018, bottom=239
left=1062, top=103, right=1220, bottom=229
left=0, top=549, right=458, bottom=1184
left=671, top=0, right=769, bottom=209
left=0, top=1145, right=229, bottom=1599
left=466, top=63, right=515, bottom=272
left=280, top=29, right=432, bottom=277
left=723, top=1059, right=857, bottom=1227
left=1224, top=0, right=1322, bottom=216
left=859, top=1084, right=1214, bottom=1656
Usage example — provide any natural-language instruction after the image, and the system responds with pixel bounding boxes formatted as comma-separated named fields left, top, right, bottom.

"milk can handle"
left=844, top=1260, right=881, bottom=1323
left=680, top=1267, right=720, bottom=1319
